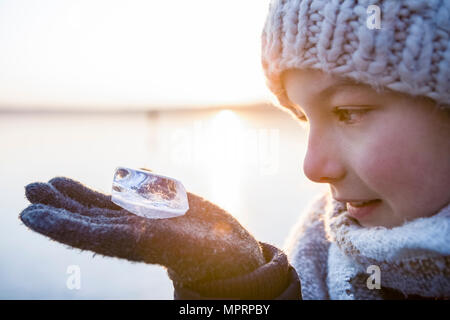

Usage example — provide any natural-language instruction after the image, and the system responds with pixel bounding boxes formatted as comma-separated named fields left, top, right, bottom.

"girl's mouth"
left=346, top=199, right=382, bottom=220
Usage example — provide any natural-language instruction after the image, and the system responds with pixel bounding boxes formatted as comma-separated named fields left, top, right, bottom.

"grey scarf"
left=284, top=192, right=450, bottom=299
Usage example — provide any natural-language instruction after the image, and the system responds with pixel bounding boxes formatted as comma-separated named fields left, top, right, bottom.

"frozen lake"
left=0, top=105, right=326, bottom=299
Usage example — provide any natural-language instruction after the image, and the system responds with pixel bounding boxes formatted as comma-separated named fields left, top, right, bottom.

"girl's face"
left=282, top=68, right=450, bottom=228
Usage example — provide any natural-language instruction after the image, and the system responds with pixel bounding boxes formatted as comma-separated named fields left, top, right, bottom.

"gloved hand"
left=19, top=170, right=267, bottom=290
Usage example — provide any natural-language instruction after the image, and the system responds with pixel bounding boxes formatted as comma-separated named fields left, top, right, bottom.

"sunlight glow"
left=0, top=0, right=272, bottom=110
left=206, top=110, right=245, bottom=220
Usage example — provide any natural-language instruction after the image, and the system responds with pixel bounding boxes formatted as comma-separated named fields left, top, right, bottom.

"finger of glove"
left=19, top=203, right=161, bottom=264
left=19, top=201, right=218, bottom=272
left=23, top=188, right=259, bottom=277
left=48, top=177, right=123, bottom=211
left=20, top=193, right=265, bottom=282
left=25, top=182, right=131, bottom=218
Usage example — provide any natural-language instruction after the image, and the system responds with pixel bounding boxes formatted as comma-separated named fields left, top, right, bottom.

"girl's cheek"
left=356, top=126, right=426, bottom=200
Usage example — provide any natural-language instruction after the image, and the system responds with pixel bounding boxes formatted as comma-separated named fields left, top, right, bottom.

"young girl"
left=259, top=0, right=450, bottom=299
left=20, top=0, right=449, bottom=300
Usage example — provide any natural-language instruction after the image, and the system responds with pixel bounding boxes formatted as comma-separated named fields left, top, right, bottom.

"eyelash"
left=297, top=114, right=307, bottom=122
left=333, top=107, right=370, bottom=124
left=288, top=108, right=307, bottom=122
left=293, top=107, right=370, bottom=124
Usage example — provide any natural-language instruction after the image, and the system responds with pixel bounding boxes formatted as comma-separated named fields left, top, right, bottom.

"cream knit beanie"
left=261, top=0, right=450, bottom=110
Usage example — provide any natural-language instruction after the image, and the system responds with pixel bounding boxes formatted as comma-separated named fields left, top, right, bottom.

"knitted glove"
left=19, top=171, right=294, bottom=298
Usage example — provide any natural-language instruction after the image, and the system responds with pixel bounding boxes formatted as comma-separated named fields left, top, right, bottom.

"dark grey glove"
left=19, top=173, right=266, bottom=286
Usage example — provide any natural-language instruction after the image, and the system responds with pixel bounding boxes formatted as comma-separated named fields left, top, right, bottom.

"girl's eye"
left=333, top=107, right=370, bottom=124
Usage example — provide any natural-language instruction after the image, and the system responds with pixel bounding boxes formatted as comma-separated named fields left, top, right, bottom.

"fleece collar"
left=325, top=197, right=450, bottom=299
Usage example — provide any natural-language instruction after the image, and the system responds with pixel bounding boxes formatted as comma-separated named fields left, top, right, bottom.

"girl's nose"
left=302, top=129, right=346, bottom=183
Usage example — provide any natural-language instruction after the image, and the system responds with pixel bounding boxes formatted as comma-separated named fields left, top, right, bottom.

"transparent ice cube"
left=111, top=167, right=189, bottom=219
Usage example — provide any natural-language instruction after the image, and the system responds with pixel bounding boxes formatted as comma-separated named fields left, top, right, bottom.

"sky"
left=0, top=0, right=273, bottom=110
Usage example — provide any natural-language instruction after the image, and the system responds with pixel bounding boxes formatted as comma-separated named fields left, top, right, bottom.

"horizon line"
left=0, top=101, right=275, bottom=115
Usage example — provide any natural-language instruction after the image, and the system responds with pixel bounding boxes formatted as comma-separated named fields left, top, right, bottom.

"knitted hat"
left=261, top=0, right=450, bottom=110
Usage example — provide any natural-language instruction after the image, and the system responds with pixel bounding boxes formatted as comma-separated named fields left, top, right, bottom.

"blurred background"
left=0, top=0, right=326, bottom=299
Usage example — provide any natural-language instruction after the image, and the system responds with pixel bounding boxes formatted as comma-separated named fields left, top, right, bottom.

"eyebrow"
left=319, top=79, right=363, bottom=97
left=283, top=78, right=370, bottom=113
